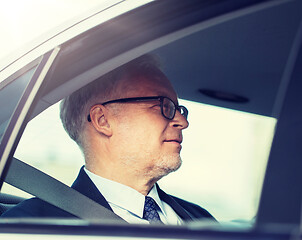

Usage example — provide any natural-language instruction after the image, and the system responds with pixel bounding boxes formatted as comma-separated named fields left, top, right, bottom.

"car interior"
left=0, top=0, right=301, bottom=238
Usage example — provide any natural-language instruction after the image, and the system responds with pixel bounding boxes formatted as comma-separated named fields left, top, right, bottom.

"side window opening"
left=7, top=99, right=276, bottom=224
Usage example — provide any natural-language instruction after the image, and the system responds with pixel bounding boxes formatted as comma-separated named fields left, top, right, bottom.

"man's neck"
left=85, top=163, right=157, bottom=196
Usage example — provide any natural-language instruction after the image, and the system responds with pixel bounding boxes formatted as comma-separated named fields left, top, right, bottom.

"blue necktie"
left=143, top=196, right=163, bottom=224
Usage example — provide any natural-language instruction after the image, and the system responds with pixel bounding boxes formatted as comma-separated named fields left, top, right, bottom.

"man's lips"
left=163, top=138, right=182, bottom=151
left=164, top=139, right=182, bottom=144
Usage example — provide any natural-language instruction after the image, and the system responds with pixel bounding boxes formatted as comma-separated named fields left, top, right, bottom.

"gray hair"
left=60, top=54, right=161, bottom=151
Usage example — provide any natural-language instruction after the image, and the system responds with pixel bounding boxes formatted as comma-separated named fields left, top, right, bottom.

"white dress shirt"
left=84, top=168, right=183, bottom=225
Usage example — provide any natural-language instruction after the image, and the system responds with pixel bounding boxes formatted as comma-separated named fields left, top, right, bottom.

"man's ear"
left=89, top=105, right=112, bottom=137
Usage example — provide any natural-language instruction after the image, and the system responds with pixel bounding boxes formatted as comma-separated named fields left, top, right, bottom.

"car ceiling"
left=33, top=0, right=302, bottom=120
left=153, top=0, right=302, bottom=118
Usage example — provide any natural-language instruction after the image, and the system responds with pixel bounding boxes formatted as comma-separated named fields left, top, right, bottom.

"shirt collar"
left=84, top=168, right=164, bottom=218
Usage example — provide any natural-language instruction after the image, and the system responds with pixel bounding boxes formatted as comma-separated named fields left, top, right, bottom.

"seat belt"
left=4, top=157, right=124, bottom=222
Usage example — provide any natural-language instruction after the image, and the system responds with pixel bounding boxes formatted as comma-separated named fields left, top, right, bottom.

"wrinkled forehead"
left=115, top=69, right=178, bottom=102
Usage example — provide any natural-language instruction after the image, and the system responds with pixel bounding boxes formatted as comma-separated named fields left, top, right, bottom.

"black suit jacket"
left=2, top=167, right=215, bottom=222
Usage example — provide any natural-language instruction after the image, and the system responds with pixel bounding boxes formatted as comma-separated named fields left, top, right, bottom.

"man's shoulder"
left=169, top=195, right=215, bottom=220
left=1, top=197, right=74, bottom=218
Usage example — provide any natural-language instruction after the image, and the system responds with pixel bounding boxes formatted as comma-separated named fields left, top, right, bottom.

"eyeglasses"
left=87, top=96, right=188, bottom=122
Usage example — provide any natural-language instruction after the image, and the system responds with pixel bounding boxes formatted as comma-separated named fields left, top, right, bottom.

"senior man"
left=3, top=55, right=214, bottom=224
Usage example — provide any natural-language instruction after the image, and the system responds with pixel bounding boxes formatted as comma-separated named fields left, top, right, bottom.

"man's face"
left=109, top=70, right=189, bottom=181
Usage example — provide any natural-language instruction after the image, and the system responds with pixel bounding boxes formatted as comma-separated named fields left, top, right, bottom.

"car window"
left=0, top=0, right=129, bottom=69
left=4, top=98, right=276, bottom=224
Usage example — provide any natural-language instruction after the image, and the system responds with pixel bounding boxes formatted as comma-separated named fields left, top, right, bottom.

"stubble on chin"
left=152, top=153, right=182, bottom=180
left=120, top=152, right=182, bottom=181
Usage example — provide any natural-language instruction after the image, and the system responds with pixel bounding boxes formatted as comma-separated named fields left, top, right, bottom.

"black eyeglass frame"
left=87, top=96, right=188, bottom=122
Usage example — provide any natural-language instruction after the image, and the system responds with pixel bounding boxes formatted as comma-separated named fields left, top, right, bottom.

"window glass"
left=160, top=100, right=276, bottom=223
left=0, top=67, right=37, bottom=143
left=7, top=99, right=276, bottom=224
left=14, top=103, right=83, bottom=186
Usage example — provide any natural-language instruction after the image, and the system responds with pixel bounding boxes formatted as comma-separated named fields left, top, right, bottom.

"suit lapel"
left=156, top=184, right=194, bottom=222
left=71, top=167, right=110, bottom=209
left=71, top=166, right=126, bottom=222
left=71, top=168, right=193, bottom=222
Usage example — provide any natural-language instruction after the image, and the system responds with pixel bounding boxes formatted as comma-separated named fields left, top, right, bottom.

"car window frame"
left=0, top=48, right=60, bottom=186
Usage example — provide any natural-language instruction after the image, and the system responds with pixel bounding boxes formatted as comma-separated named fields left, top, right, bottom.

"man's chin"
left=157, top=154, right=182, bottom=177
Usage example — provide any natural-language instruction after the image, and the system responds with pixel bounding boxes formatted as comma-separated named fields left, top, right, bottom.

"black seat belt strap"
left=5, top=157, right=124, bottom=222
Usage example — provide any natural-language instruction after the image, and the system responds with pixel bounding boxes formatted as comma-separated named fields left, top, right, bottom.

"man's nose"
left=171, top=110, right=189, bottom=129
